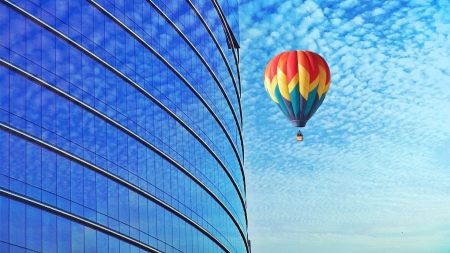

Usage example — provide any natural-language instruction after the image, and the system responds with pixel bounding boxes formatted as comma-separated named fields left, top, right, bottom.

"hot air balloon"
left=263, top=50, right=331, bottom=141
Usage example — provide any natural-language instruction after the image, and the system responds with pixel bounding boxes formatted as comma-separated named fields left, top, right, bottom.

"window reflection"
left=0, top=0, right=247, bottom=252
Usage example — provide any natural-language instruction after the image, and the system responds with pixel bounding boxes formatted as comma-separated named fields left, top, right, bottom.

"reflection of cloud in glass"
left=1, top=1, right=248, bottom=246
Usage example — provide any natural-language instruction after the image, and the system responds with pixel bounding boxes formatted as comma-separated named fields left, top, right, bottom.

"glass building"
left=0, top=0, right=247, bottom=252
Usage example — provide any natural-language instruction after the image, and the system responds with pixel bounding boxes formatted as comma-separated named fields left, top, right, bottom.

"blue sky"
left=238, top=0, right=450, bottom=252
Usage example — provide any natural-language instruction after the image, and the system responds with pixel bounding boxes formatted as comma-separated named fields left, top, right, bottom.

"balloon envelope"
left=264, top=50, right=331, bottom=127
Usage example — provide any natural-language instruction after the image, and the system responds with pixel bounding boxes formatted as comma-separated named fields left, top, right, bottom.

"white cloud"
left=372, top=8, right=384, bottom=16
left=246, top=28, right=264, bottom=37
left=295, top=0, right=320, bottom=15
left=409, top=0, right=433, bottom=6
left=339, top=0, right=358, bottom=9
left=352, top=16, right=364, bottom=25
left=331, top=18, right=342, bottom=26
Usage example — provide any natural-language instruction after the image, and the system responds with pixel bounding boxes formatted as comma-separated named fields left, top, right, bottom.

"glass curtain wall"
left=0, top=0, right=247, bottom=252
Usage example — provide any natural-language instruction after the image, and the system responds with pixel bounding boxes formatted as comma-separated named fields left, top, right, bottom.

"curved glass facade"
left=0, top=0, right=247, bottom=252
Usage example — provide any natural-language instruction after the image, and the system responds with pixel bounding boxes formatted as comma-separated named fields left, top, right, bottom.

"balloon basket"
left=296, top=131, right=303, bottom=142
